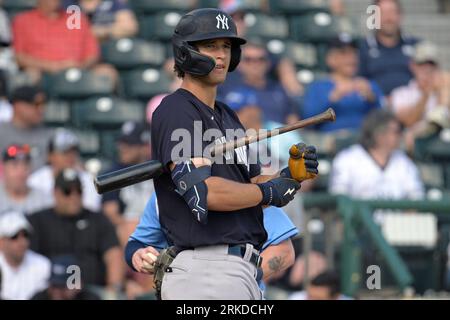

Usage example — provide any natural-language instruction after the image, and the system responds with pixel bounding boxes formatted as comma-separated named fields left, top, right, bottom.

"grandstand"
left=0, top=0, right=450, bottom=300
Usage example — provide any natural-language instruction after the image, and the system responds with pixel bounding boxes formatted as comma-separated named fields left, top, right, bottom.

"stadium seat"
left=289, top=12, right=339, bottom=42
left=301, top=131, right=335, bottom=157
left=198, top=0, right=220, bottom=8
left=70, top=129, right=101, bottom=157
left=138, top=12, right=182, bottom=40
left=266, top=40, right=318, bottom=69
left=245, top=13, right=289, bottom=39
left=417, top=163, right=445, bottom=189
left=445, top=165, right=450, bottom=190
left=334, top=131, right=359, bottom=153
left=3, top=0, right=36, bottom=17
left=269, top=0, right=329, bottom=15
left=122, top=68, right=172, bottom=101
left=84, top=157, right=113, bottom=177
left=100, top=130, right=121, bottom=161
left=45, top=69, right=115, bottom=100
left=415, top=132, right=450, bottom=163
left=130, top=0, right=192, bottom=14
left=313, top=157, right=332, bottom=191
left=72, top=97, right=145, bottom=130
left=101, top=38, right=166, bottom=69
left=43, top=100, right=71, bottom=127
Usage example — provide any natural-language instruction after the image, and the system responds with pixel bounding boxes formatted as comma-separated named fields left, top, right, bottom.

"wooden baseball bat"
left=210, top=107, right=336, bottom=157
left=94, top=108, right=336, bottom=194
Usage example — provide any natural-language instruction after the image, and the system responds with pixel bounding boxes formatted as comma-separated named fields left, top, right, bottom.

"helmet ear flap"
left=229, top=45, right=241, bottom=72
left=174, top=41, right=216, bottom=76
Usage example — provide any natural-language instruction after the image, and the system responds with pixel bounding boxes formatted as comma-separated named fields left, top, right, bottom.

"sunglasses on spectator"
left=242, top=56, right=267, bottom=63
left=62, top=187, right=82, bottom=196
left=9, top=230, right=30, bottom=241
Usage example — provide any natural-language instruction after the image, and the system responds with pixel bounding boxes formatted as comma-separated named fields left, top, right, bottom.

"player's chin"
left=208, top=73, right=227, bottom=85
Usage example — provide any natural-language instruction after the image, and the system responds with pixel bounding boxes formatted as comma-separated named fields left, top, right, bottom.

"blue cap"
left=49, top=255, right=79, bottom=287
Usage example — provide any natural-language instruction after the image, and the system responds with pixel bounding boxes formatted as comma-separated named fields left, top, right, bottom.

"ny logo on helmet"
left=216, top=14, right=229, bottom=30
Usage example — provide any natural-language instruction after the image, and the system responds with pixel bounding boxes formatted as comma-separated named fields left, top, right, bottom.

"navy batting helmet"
left=172, top=8, right=246, bottom=76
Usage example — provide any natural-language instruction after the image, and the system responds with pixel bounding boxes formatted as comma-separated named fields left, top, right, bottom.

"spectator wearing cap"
left=219, top=1, right=304, bottom=100
left=12, top=0, right=117, bottom=84
left=62, top=0, right=138, bottom=41
left=391, top=41, right=450, bottom=151
left=303, top=34, right=384, bottom=132
left=0, top=211, right=51, bottom=300
left=102, top=121, right=152, bottom=237
left=28, top=168, right=123, bottom=294
left=221, top=40, right=299, bottom=125
left=31, top=255, right=100, bottom=300
left=27, top=128, right=101, bottom=213
left=0, top=144, right=51, bottom=215
left=223, top=88, right=301, bottom=169
left=0, top=85, right=53, bottom=172
left=358, top=0, right=419, bottom=97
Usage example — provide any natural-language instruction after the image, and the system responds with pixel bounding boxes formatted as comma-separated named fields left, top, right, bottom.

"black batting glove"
left=257, top=176, right=301, bottom=207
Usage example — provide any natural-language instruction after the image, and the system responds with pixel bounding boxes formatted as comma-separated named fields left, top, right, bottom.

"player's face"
left=196, top=38, right=232, bottom=85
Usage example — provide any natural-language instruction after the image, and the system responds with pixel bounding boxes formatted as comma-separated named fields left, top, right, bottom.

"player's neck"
left=181, top=79, right=217, bottom=109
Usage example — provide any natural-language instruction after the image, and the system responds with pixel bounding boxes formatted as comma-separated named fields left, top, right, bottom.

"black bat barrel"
left=94, top=160, right=164, bottom=194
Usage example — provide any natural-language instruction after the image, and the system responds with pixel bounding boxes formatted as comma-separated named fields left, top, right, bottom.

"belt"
left=228, top=244, right=262, bottom=268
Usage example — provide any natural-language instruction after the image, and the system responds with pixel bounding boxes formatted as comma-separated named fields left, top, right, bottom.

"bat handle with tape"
left=94, top=160, right=164, bottom=194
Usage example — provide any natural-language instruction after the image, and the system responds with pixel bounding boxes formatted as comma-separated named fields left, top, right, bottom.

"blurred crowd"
left=0, top=0, right=450, bottom=300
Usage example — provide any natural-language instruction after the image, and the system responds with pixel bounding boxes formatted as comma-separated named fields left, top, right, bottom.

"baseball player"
left=125, top=193, right=299, bottom=295
left=144, top=8, right=318, bottom=300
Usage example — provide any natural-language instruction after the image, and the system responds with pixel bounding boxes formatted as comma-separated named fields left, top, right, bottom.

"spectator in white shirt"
left=0, top=211, right=51, bottom=300
left=27, top=128, right=101, bottom=213
left=391, top=41, right=450, bottom=151
left=329, top=109, right=424, bottom=200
